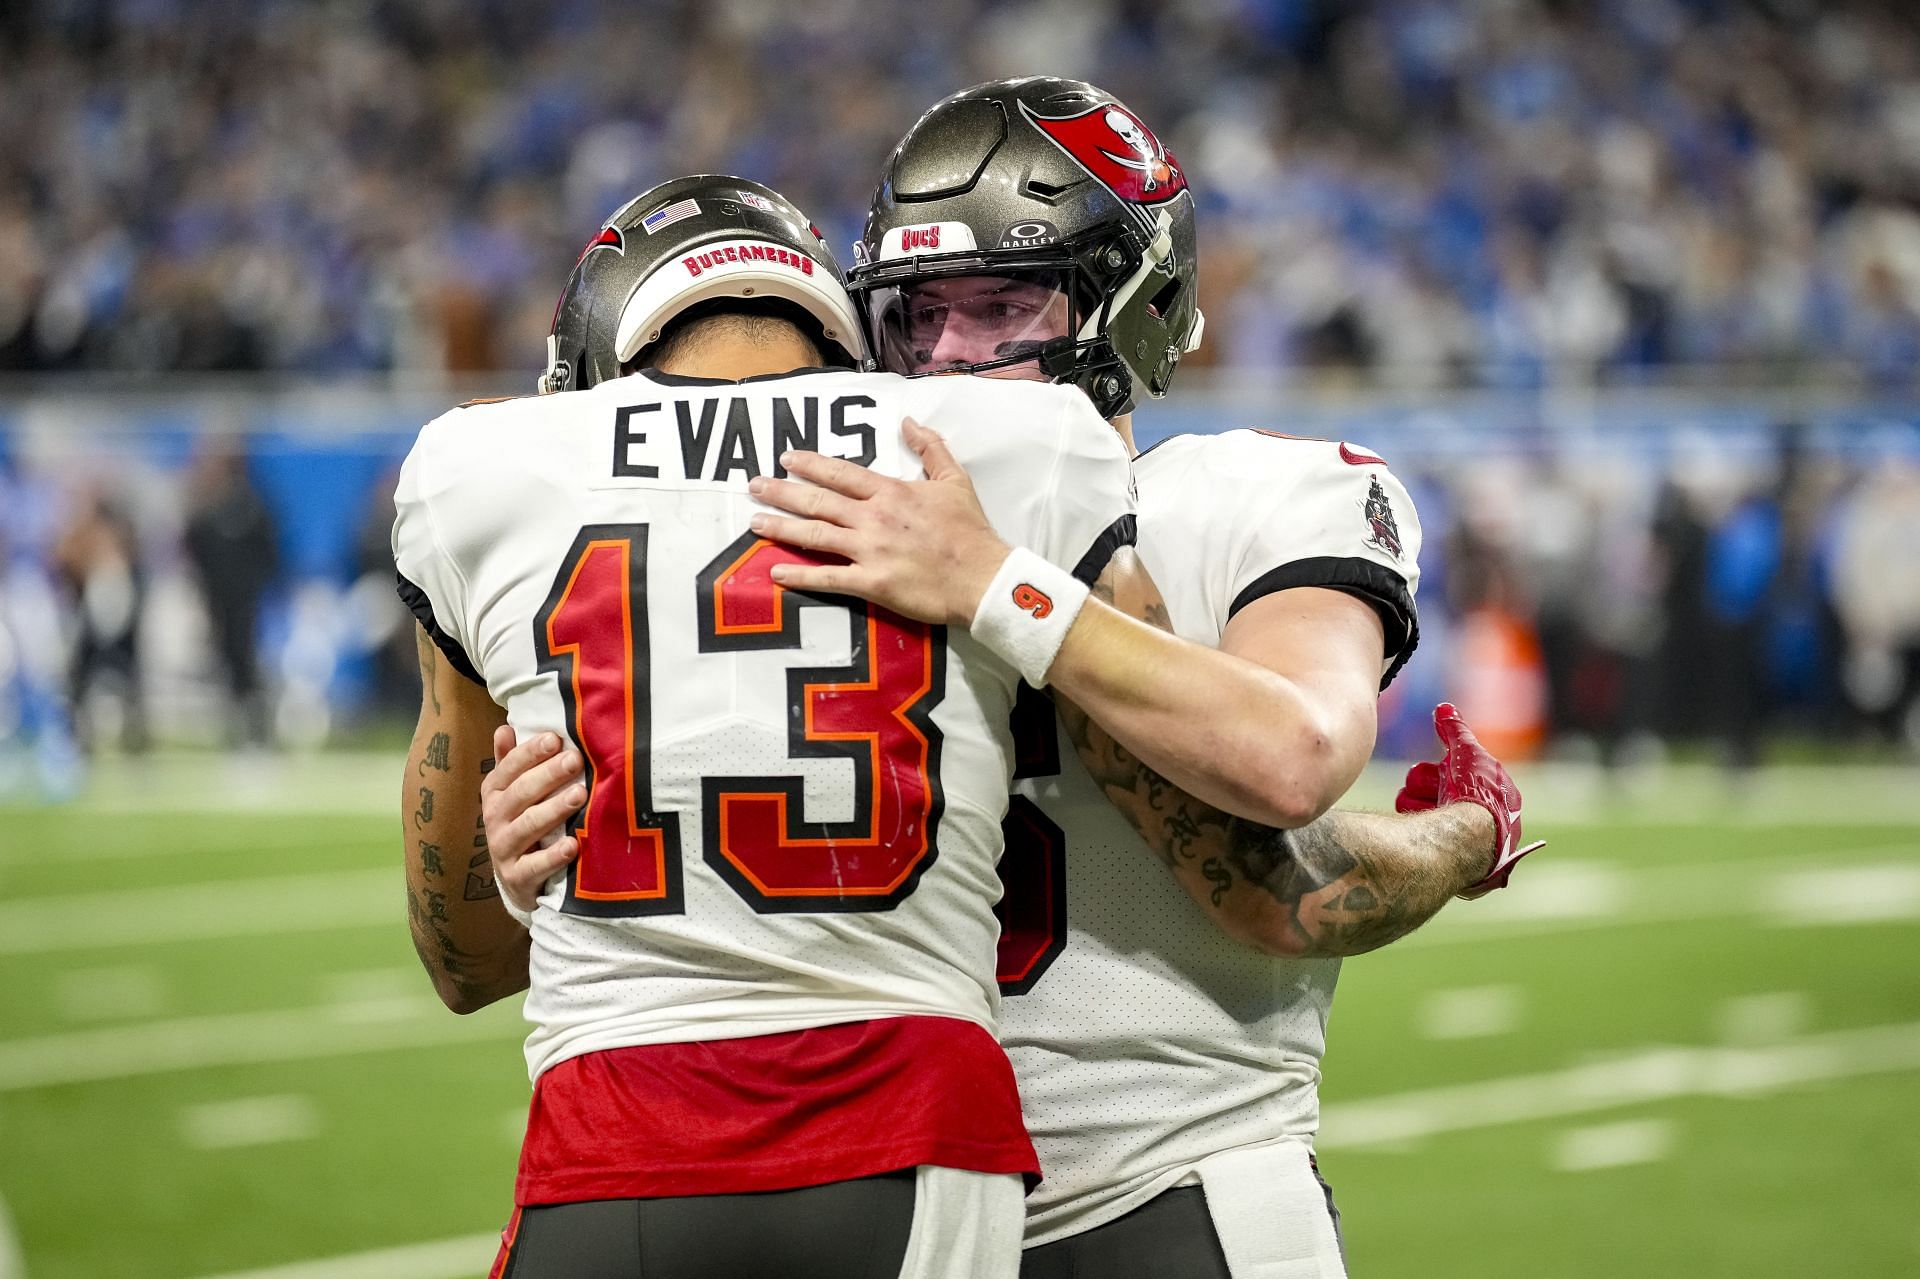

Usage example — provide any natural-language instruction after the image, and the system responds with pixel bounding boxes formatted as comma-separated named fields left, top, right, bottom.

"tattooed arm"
left=403, top=623, right=530, bottom=1012
left=1055, top=697, right=1495, bottom=956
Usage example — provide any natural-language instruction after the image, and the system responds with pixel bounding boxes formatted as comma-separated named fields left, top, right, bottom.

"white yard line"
left=1, top=829, right=377, bottom=867
left=51, top=964, right=169, bottom=1021
left=0, top=870, right=396, bottom=955
left=1416, top=985, right=1523, bottom=1040
left=0, top=1190, right=23, bottom=1279
left=180, top=1095, right=321, bottom=1150
left=6, top=841, right=1914, bottom=960
left=1550, top=1118, right=1676, bottom=1172
left=13, top=757, right=1920, bottom=824
left=1321, top=1017, right=1920, bottom=1149
left=187, top=1234, right=501, bottom=1279
left=1406, top=846, right=1920, bottom=947
left=0, top=999, right=523, bottom=1093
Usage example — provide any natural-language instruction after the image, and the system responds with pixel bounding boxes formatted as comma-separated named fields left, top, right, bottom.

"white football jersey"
left=997, top=429, right=1422, bottom=1246
left=392, top=368, right=1134, bottom=1082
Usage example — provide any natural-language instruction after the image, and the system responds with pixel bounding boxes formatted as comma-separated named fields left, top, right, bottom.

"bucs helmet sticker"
left=1021, top=101, right=1187, bottom=205
left=877, top=221, right=979, bottom=262
left=1361, top=476, right=1404, bottom=560
left=735, top=189, right=779, bottom=214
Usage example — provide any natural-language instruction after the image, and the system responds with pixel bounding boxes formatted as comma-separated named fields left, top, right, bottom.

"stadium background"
left=2, top=1, right=1918, bottom=1275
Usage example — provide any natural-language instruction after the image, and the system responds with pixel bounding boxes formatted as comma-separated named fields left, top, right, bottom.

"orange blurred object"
left=1449, top=606, right=1548, bottom=760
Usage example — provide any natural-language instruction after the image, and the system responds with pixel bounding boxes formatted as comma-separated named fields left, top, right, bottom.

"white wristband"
left=969, top=547, right=1090, bottom=688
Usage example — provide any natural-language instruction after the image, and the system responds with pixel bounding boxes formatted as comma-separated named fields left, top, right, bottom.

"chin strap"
left=537, top=334, right=571, bottom=394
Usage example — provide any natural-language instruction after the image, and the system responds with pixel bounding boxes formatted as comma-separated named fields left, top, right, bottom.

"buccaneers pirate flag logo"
left=1022, top=102, right=1188, bottom=205
left=1362, top=476, right=1404, bottom=560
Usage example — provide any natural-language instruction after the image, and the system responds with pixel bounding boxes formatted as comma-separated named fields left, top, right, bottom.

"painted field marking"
left=52, top=964, right=168, bottom=1022
left=1408, top=846, right=1920, bottom=948
left=180, top=1095, right=321, bottom=1150
left=0, top=998, right=524, bottom=1093
left=18, top=757, right=1920, bottom=824
left=1762, top=864, right=1920, bottom=926
left=0, top=823, right=379, bottom=867
left=1417, top=985, right=1522, bottom=1040
left=1322, top=1017, right=1920, bottom=1150
left=0, top=870, right=395, bottom=955
left=7, top=840, right=1913, bottom=961
left=1551, top=1118, right=1676, bottom=1172
left=0, top=1189, right=22, bottom=1279
left=188, top=1233, right=500, bottom=1279
left=1715, top=992, right=1810, bottom=1046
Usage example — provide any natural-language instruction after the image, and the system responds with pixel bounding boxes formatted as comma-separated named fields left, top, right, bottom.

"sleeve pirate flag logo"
left=1021, top=101, right=1188, bottom=205
left=1362, top=476, right=1404, bottom=560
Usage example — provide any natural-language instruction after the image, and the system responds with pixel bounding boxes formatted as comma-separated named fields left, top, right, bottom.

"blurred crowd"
left=1386, top=421, right=1920, bottom=767
left=4, top=0, right=1920, bottom=386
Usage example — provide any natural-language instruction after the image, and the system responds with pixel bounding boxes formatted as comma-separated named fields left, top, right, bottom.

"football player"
left=396, top=172, right=1515, bottom=1279
left=740, top=79, right=1543, bottom=1277
left=396, top=174, right=1116, bottom=1279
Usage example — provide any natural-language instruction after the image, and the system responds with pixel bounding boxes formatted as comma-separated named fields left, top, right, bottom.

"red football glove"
left=1395, top=703, right=1544, bottom=899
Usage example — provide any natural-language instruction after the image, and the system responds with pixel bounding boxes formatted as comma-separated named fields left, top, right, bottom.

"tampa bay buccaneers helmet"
left=851, top=77, right=1204, bottom=418
left=539, top=175, right=867, bottom=393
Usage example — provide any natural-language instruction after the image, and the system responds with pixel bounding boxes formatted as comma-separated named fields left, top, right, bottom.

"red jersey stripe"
left=514, top=1015, right=1036, bottom=1204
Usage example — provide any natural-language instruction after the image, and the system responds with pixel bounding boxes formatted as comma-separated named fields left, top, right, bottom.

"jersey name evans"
left=608, top=393, right=877, bottom=485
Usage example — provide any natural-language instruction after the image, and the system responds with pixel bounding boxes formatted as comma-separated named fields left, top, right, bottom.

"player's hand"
left=479, top=726, right=586, bottom=919
left=747, top=418, right=1012, bottom=627
left=1395, top=703, right=1544, bottom=899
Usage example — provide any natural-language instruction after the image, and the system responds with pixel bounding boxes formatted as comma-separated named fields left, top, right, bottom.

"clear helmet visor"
left=863, top=272, right=1075, bottom=379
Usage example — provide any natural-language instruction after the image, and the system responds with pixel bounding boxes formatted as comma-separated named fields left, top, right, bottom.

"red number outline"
left=534, top=525, right=684, bottom=917
left=696, top=532, right=948, bottom=913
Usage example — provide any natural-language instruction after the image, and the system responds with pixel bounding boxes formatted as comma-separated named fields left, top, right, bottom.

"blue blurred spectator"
left=3, top=1, right=1920, bottom=386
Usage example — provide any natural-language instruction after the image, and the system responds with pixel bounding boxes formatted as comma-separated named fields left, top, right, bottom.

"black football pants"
left=1019, top=1188, right=1231, bottom=1279
left=495, top=1169, right=916, bottom=1279
left=1019, top=1166, right=1344, bottom=1279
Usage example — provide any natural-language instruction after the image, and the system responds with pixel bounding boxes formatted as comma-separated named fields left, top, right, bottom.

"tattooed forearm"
left=418, top=730, right=451, bottom=774
left=1057, top=694, right=1492, bottom=957
left=403, top=688, right=524, bottom=1009
left=1212, top=816, right=1432, bottom=955
left=405, top=883, right=527, bottom=1009
left=415, top=626, right=441, bottom=715
left=465, top=756, right=501, bottom=901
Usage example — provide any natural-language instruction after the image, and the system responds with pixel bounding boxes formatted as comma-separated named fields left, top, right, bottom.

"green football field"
left=3, top=754, right=1917, bottom=1278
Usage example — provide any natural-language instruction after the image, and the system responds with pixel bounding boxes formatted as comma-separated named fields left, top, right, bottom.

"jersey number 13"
left=535, top=524, right=947, bottom=918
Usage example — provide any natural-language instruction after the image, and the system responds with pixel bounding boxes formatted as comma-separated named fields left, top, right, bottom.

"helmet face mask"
left=540, top=176, right=867, bottom=394
left=852, top=77, right=1203, bottom=417
left=863, top=269, right=1079, bottom=380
